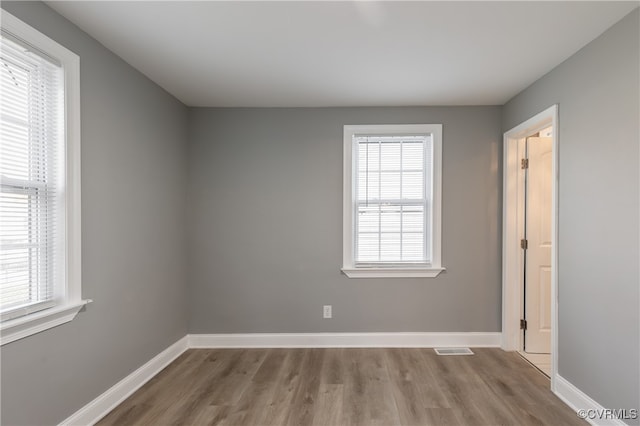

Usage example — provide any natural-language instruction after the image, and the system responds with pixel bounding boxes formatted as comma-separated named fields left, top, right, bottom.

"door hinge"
left=520, top=239, right=528, bottom=250
left=521, top=158, right=529, bottom=169
left=520, top=319, right=527, bottom=330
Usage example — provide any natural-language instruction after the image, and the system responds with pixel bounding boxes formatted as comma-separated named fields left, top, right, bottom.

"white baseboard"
left=59, top=336, right=189, bottom=426
left=188, top=332, right=501, bottom=348
left=554, top=375, right=630, bottom=426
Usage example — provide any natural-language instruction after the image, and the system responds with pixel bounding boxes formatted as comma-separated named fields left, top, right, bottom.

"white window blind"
left=355, top=135, right=432, bottom=264
left=0, top=32, right=64, bottom=321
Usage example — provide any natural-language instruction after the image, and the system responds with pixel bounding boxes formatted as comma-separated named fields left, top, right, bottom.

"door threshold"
left=518, top=351, right=551, bottom=378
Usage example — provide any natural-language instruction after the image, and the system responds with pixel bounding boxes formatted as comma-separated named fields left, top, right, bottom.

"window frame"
left=342, top=124, right=444, bottom=278
left=0, top=10, right=86, bottom=345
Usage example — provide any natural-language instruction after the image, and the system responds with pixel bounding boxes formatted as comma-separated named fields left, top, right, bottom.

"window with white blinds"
left=0, top=10, right=83, bottom=344
left=1, top=33, right=64, bottom=321
left=355, top=135, right=430, bottom=264
left=343, top=124, right=444, bottom=278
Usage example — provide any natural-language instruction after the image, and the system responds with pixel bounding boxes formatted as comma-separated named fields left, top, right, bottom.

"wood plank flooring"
left=98, top=348, right=585, bottom=426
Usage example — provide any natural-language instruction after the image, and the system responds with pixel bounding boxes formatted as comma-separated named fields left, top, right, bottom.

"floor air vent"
left=434, top=348, right=474, bottom=356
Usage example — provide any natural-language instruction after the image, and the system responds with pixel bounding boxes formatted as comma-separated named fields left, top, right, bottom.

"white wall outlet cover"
left=323, top=305, right=332, bottom=319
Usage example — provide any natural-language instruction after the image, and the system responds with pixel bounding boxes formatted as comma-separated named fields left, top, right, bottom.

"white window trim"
left=0, top=10, right=89, bottom=346
left=342, top=124, right=444, bottom=278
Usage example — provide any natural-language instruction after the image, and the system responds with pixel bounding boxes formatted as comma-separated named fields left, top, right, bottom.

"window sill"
left=0, top=299, right=92, bottom=346
left=341, top=267, right=445, bottom=278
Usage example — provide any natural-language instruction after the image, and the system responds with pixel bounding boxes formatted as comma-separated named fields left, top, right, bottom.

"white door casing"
left=502, top=104, right=558, bottom=391
left=524, top=137, right=552, bottom=354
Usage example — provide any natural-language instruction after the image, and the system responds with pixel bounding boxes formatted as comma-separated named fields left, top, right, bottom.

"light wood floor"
left=98, top=348, right=585, bottom=426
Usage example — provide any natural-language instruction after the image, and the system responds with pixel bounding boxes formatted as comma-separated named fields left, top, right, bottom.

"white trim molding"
left=341, top=267, right=445, bottom=278
left=0, top=300, right=91, bottom=346
left=59, top=336, right=188, bottom=426
left=501, top=105, right=559, bottom=391
left=554, top=375, right=631, bottom=426
left=188, top=332, right=501, bottom=348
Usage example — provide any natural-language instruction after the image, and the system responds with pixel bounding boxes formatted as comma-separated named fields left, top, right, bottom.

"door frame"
left=502, top=104, right=558, bottom=390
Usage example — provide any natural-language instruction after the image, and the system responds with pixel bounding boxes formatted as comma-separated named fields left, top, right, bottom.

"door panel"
left=525, top=137, right=552, bottom=354
left=539, top=266, right=552, bottom=330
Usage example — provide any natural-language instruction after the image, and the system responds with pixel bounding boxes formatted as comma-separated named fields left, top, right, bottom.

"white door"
left=524, top=137, right=552, bottom=354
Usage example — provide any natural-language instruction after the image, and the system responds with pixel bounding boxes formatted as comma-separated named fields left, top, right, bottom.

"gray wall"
left=503, top=8, right=639, bottom=421
left=188, top=107, right=503, bottom=333
left=0, top=2, right=189, bottom=425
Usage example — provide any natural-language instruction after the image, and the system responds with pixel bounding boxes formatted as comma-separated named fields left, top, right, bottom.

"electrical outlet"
left=323, top=305, right=332, bottom=319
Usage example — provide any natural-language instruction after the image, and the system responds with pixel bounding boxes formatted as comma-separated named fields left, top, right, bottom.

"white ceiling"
left=46, top=1, right=638, bottom=107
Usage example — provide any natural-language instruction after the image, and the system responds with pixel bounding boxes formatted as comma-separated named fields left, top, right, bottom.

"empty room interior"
left=0, top=1, right=639, bottom=425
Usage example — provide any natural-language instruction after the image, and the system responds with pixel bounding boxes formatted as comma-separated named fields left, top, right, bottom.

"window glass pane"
left=357, top=233, right=378, bottom=262
left=402, top=171, right=423, bottom=199
left=0, top=189, right=52, bottom=310
left=402, top=233, right=424, bottom=261
left=380, top=141, right=400, bottom=171
left=358, top=170, right=379, bottom=201
left=357, top=205, right=379, bottom=233
left=402, top=206, right=424, bottom=233
left=0, top=121, right=30, bottom=180
left=380, top=233, right=401, bottom=262
left=0, top=191, right=30, bottom=308
left=1, top=49, right=31, bottom=181
left=380, top=172, right=400, bottom=199
left=380, top=205, right=401, bottom=233
left=357, top=139, right=379, bottom=172
left=402, top=141, right=423, bottom=170
left=368, top=141, right=379, bottom=172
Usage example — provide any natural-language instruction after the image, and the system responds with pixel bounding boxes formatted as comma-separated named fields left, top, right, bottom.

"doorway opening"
left=502, top=105, right=558, bottom=389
